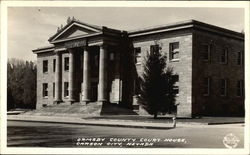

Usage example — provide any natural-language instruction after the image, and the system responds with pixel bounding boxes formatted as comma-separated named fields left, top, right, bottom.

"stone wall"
left=192, top=30, right=244, bottom=116
left=131, top=29, right=193, bottom=117
left=37, top=52, right=56, bottom=108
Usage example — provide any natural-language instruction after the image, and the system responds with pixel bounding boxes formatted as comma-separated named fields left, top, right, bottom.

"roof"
left=48, top=19, right=103, bottom=42
left=33, top=19, right=244, bottom=53
left=128, top=19, right=244, bottom=40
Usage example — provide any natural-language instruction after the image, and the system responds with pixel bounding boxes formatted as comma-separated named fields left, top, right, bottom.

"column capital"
left=67, top=48, right=74, bottom=53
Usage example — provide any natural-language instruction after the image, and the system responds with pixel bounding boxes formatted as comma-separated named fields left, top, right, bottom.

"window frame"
left=169, top=42, right=180, bottom=61
left=53, top=82, right=55, bottom=98
left=237, top=51, right=243, bottom=66
left=236, top=80, right=243, bottom=97
left=64, top=82, right=69, bottom=98
left=220, top=79, right=228, bottom=96
left=43, top=60, right=48, bottom=73
left=172, top=75, right=179, bottom=96
left=220, top=48, right=228, bottom=64
left=134, top=47, right=142, bottom=64
left=42, top=83, right=48, bottom=98
left=53, top=59, right=56, bottom=72
left=64, top=57, right=69, bottom=71
left=203, top=77, right=210, bottom=96
left=202, top=44, right=211, bottom=62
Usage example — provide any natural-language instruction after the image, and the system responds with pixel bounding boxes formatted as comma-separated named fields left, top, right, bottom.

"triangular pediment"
left=49, top=21, right=102, bottom=42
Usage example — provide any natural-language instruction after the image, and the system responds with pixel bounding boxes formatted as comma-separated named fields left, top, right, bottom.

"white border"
left=1, top=1, right=249, bottom=154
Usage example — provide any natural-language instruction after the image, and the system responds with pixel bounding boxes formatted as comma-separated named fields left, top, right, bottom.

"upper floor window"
left=42, top=83, right=48, bottom=97
left=43, top=60, right=48, bottom=73
left=221, top=48, right=228, bottom=64
left=202, top=44, right=211, bottom=61
left=53, top=59, right=56, bottom=72
left=150, top=44, right=160, bottom=55
left=220, top=79, right=227, bottom=96
left=64, top=82, right=69, bottom=97
left=236, top=80, right=243, bottom=97
left=64, top=57, right=69, bottom=71
left=134, top=47, right=141, bottom=64
left=237, top=51, right=243, bottom=65
left=169, top=42, right=179, bottom=60
left=203, top=77, right=210, bottom=96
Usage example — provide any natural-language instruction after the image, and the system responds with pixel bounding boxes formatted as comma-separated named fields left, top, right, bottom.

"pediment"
left=49, top=21, right=102, bottom=42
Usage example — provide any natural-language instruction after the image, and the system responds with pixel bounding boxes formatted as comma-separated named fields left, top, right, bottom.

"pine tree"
left=138, top=44, right=177, bottom=119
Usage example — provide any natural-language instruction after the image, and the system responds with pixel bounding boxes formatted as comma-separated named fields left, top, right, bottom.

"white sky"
left=7, top=7, right=244, bottom=61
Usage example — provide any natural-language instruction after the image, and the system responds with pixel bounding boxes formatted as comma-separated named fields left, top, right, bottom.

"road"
left=7, top=121, right=244, bottom=148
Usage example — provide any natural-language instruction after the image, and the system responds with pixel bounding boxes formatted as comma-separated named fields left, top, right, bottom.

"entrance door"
left=91, top=82, right=98, bottom=101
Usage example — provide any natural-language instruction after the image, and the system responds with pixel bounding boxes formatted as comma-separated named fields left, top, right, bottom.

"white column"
left=98, top=44, right=108, bottom=102
left=68, top=49, right=75, bottom=102
left=54, top=51, right=62, bottom=103
left=82, top=47, right=90, bottom=102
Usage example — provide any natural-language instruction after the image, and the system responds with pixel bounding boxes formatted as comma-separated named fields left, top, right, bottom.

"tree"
left=7, top=59, right=37, bottom=110
left=138, top=44, right=177, bottom=119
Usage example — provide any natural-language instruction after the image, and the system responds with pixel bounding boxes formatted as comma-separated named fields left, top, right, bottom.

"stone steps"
left=23, top=102, right=138, bottom=117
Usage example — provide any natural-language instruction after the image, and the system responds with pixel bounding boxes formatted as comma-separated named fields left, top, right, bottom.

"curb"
left=7, top=118, right=174, bottom=130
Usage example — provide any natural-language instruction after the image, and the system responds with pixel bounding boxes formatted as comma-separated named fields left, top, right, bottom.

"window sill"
left=43, top=72, right=48, bottom=74
left=170, top=59, right=180, bottom=62
left=43, top=96, right=48, bottom=99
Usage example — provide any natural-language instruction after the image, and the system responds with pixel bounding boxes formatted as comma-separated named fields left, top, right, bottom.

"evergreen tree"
left=138, top=44, right=177, bottom=118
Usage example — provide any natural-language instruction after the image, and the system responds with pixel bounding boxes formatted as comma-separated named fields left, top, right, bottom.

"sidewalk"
left=7, top=115, right=245, bottom=129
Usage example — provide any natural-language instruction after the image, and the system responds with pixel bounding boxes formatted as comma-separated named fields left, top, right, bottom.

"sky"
left=7, top=7, right=244, bottom=61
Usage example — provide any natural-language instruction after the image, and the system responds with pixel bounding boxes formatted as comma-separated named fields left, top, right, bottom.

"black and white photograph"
left=1, top=1, right=249, bottom=154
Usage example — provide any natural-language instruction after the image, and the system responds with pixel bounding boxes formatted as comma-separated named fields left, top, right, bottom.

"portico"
left=53, top=43, right=110, bottom=105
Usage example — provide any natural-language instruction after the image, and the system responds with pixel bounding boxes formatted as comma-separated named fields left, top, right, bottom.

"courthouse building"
left=33, top=19, right=244, bottom=117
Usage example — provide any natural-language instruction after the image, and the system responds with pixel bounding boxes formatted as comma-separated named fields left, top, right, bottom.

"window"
left=43, top=60, right=48, bottom=73
left=110, top=52, right=115, bottom=61
left=172, top=75, right=179, bottom=95
left=42, top=83, right=48, bottom=97
left=64, top=57, right=69, bottom=71
left=64, top=82, right=69, bottom=97
left=150, top=44, right=160, bottom=54
left=221, top=48, right=228, bottom=64
left=202, top=44, right=211, bottom=61
left=220, top=79, right=227, bottom=96
left=134, top=47, right=141, bottom=64
left=203, top=77, right=210, bottom=96
left=53, top=59, right=56, bottom=72
left=53, top=82, right=55, bottom=98
left=237, top=51, right=242, bottom=65
left=236, top=80, right=243, bottom=97
left=169, top=42, right=179, bottom=60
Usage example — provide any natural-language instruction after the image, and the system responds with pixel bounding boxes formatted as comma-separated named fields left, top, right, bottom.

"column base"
left=53, top=100, right=62, bottom=105
left=97, top=100, right=108, bottom=105
left=69, top=100, right=75, bottom=105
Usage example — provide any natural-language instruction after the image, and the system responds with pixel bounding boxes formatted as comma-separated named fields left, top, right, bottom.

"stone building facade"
left=33, top=19, right=244, bottom=117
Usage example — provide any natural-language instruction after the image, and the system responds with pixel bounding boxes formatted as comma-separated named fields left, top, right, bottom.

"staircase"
left=23, top=102, right=137, bottom=117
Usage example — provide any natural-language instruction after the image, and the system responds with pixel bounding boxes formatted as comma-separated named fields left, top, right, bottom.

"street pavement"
left=7, top=120, right=244, bottom=148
